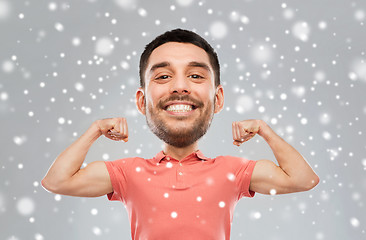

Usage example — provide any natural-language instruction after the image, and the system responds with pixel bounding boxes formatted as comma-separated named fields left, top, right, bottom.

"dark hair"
left=139, top=28, right=220, bottom=88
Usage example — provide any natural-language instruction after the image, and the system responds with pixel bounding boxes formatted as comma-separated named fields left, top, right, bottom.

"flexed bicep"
left=52, top=161, right=113, bottom=198
left=249, top=159, right=307, bottom=195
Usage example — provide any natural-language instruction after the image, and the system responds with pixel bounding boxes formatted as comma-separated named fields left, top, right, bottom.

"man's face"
left=136, top=42, right=224, bottom=148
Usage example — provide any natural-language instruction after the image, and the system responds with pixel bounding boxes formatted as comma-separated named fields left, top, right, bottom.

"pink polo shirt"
left=104, top=150, right=256, bottom=240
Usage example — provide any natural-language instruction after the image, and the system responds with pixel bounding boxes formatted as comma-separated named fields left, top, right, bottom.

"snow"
left=74, top=82, right=84, bottom=92
left=250, top=211, right=261, bottom=220
left=1, top=1, right=365, bottom=239
left=227, top=173, right=235, bottom=181
left=16, top=197, right=35, bottom=216
left=170, top=211, right=178, bottom=218
left=292, top=21, right=311, bottom=42
left=209, top=21, right=228, bottom=39
left=250, top=43, right=274, bottom=64
left=72, top=37, right=81, bottom=46
left=54, top=23, right=64, bottom=32
left=114, top=0, right=137, bottom=11
left=354, top=9, right=365, bottom=22
left=282, top=8, right=295, bottom=20
left=0, top=91, right=8, bottom=101
left=2, top=60, right=14, bottom=73
left=176, top=0, right=194, bottom=7
left=350, top=217, right=360, bottom=228
left=0, top=0, right=11, bottom=19
left=91, top=208, right=98, bottom=215
left=95, top=37, right=114, bottom=56
left=235, top=95, right=254, bottom=114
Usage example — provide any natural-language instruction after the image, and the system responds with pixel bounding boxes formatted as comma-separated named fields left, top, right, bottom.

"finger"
left=124, top=118, right=128, bottom=137
left=113, top=118, right=120, bottom=134
left=111, top=118, right=122, bottom=134
left=245, top=132, right=256, bottom=142
left=122, top=118, right=128, bottom=142
left=119, top=118, right=128, bottom=142
left=242, top=134, right=252, bottom=142
left=232, top=122, right=238, bottom=140
left=108, top=128, right=121, bottom=136
left=121, top=118, right=126, bottom=137
left=233, top=140, right=241, bottom=146
left=108, top=131, right=122, bottom=141
left=234, top=122, right=241, bottom=142
left=248, top=122, right=259, bottom=134
left=119, top=118, right=125, bottom=135
left=111, top=120, right=119, bottom=134
left=237, top=122, right=245, bottom=142
left=235, top=122, right=242, bottom=141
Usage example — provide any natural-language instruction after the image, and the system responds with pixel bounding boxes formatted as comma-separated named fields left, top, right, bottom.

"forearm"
left=258, top=120, right=319, bottom=186
left=42, top=121, right=102, bottom=188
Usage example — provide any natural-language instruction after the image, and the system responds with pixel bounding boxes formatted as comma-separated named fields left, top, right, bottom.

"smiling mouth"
left=159, top=96, right=202, bottom=115
left=165, top=104, right=197, bottom=113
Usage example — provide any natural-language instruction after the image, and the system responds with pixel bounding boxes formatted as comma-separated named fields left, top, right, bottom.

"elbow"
left=291, top=175, right=320, bottom=192
left=41, top=178, right=60, bottom=194
left=303, top=175, right=320, bottom=191
left=41, top=178, right=52, bottom=192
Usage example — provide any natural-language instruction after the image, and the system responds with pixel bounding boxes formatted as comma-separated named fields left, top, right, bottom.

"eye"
left=189, top=74, right=203, bottom=79
left=156, top=75, right=171, bottom=80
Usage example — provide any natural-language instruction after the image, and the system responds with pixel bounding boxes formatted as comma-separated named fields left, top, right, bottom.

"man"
left=41, top=29, right=319, bottom=239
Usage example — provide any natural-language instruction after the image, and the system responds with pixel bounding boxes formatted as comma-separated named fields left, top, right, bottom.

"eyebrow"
left=149, top=61, right=170, bottom=73
left=187, top=61, right=211, bottom=73
left=149, top=61, right=212, bottom=73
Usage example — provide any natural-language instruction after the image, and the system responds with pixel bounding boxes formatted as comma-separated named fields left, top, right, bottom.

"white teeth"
left=166, top=104, right=193, bottom=112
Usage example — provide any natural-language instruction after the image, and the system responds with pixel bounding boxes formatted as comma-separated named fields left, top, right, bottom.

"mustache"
left=157, top=95, right=204, bottom=109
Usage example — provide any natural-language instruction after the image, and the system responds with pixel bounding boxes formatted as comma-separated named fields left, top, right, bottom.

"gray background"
left=0, top=0, right=365, bottom=239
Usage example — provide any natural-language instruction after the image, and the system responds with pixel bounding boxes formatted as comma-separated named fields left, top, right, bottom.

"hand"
left=232, top=119, right=261, bottom=146
left=95, top=117, right=129, bottom=142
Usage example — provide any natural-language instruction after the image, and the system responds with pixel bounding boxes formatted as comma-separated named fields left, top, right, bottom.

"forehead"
left=147, top=42, right=211, bottom=68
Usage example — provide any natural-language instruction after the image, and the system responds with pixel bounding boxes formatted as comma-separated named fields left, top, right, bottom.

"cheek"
left=202, top=89, right=216, bottom=104
left=146, top=87, right=164, bottom=107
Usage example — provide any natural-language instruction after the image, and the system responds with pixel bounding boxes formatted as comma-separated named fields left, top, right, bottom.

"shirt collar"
left=152, top=150, right=211, bottom=164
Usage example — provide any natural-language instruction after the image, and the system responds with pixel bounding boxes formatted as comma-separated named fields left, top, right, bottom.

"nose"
left=170, top=75, right=191, bottom=94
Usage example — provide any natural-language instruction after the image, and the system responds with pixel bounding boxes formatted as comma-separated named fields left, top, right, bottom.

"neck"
left=163, top=142, right=199, bottom=160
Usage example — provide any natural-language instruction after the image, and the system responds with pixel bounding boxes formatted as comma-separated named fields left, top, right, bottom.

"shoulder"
left=105, top=156, right=146, bottom=169
left=215, top=155, right=254, bottom=163
left=213, top=155, right=256, bottom=169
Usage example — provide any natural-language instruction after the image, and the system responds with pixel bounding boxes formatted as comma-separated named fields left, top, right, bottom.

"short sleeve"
left=234, top=157, right=257, bottom=200
left=104, top=159, right=128, bottom=204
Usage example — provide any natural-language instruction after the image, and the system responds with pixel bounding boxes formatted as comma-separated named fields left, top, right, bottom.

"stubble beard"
left=145, top=98, right=215, bottom=148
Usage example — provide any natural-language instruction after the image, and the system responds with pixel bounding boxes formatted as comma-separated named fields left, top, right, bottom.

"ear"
left=136, top=87, right=146, bottom=115
left=214, top=85, right=224, bottom=113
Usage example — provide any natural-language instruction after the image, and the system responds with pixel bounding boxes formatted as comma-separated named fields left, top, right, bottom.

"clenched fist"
left=232, top=119, right=261, bottom=146
left=95, top=117, right=129, bottom=142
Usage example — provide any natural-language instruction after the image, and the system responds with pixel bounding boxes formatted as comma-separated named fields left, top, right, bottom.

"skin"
left=41, top=41, right=319, bottom=198
left=136, top=42, right=224, bottom=160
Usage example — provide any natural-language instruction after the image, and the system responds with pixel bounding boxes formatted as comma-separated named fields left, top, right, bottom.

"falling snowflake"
left=171, top=211, right=178, bottom=218
left=209, top=21, right=228, bottom=39
left=95, top=37, right=114, bottom=56
left=292, top=21, right=311, bottom=42
left=16, top=197, right=35, bottom=216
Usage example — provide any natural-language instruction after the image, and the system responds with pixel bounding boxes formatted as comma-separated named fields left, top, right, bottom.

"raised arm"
left=232, top=119, right=319, bottom=195
left=41, top=118, right=128, bottom=197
